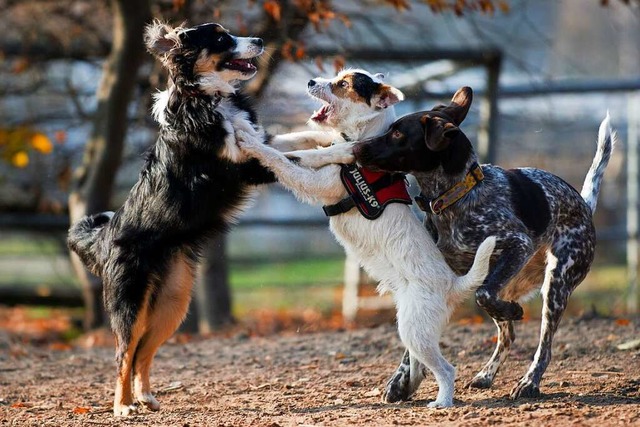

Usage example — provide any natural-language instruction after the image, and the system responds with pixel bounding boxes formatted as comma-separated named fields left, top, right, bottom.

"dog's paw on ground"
left=382, top=372, right=411, bottom=403
left=466, top=374, right=493, bottom=389
left=427, top=400, right=453, bottom=408
left=136, top=393, right=160, bottom=411
left=113, top=403, right=138, bottom=417
left=510, top=379, right=541, bottom=399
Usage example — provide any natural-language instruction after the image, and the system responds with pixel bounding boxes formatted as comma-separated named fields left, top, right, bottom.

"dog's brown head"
left=354, top=86, right=474, bottom=175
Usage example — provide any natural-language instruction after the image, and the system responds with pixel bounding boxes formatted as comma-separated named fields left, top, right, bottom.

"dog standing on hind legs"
left=354, top=86, right=615, bottom=400
left=67, top=21, right=335, bottom=417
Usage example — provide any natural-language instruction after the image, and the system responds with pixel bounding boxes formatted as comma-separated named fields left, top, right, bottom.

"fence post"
left=342, top=252, right=360, bottom=324
left=477, top=56, right=501, bottom=164
left=627, top=92, right=640, bottom=313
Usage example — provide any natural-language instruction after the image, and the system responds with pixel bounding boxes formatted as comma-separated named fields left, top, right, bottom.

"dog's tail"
left=67, top=211, right=114, bottom=276
left=453, top=236, right=496, bottom=296
left=580, top=113, right=616, bottom=213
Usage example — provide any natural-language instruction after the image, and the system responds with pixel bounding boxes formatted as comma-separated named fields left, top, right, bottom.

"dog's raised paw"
left=475, top=293, right=524, bottom=321
left=510, top=379, right=541, bottom=399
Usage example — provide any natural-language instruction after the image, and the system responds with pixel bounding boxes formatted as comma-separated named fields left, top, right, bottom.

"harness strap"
left=323, top=165, right=409, bottom=219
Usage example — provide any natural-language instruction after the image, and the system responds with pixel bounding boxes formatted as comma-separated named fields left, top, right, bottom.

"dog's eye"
left=338, top=80, right=349, bottom=89
left=392, top=130, right=403, bottom=139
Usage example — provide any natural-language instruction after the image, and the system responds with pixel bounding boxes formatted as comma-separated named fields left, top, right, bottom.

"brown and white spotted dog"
left=353, top=86, right=615, bottom=400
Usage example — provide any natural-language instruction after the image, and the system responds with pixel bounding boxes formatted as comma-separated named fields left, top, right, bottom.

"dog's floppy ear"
left=372, top=84, right=404, bottom=109
left=421, top=114, right=459, bottom=152
left=145, top=21, right=182, bottom=59
left=441, top=86, right=472, bottom=126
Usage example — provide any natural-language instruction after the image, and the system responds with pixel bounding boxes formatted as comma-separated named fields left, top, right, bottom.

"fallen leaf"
left=72, top=407, right=90, bottom=414
left=11, top=402, right=30, bottom=408
left=615, top=318, right=631, bottom=326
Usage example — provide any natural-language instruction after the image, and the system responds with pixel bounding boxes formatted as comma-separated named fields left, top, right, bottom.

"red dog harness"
left=322, top=164, right=412, bottom=220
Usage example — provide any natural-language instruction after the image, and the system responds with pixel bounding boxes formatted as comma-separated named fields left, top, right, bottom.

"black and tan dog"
left=354, top=87, right=614, bottom=400
left=67, top=21, right=330, bottom=416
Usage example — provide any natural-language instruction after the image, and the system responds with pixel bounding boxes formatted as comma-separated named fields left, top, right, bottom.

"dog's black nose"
left=252, top=38, right=264, bottom=48
left=308, top=79, right=316, bottom=87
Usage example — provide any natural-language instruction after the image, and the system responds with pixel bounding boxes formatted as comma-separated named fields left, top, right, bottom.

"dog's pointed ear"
left=145, top=21, right=181, bottom=59
left=441, top=86, right=472, bottom=126
left=421, top=114, right=459, bottom=151
left=372, top=84, right=404, bottom=109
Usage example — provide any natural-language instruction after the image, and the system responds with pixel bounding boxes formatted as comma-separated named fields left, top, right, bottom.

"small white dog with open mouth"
left=236, top=69, right=496, bottom=408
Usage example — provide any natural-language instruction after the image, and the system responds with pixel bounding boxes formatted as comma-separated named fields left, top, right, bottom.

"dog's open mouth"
left=311, top=104, right=332, bottom=123
left=222, top=58, right=257, bottom=73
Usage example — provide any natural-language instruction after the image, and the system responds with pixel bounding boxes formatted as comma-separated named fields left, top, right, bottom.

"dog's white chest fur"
left=217, top=99, right=266, bottom=163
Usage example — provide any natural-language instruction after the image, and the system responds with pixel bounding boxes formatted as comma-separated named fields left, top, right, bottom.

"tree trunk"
left=68, top=0, right=151, bottom=330
left=194, top=235, right=234, bottom=333
left=189, top=2, right=311, bottom=332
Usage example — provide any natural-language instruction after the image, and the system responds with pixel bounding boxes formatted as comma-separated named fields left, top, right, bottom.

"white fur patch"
left=216, top=100, right=266, bottom=163
left=198, top=73, right=237, bottom=96
left=152, top=90, right=170, bottom=126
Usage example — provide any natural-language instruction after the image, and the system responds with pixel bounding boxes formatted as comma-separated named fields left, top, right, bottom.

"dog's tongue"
left=311, top=105, right=330, bottom=122
left=225, top=58, right=256, bottom=72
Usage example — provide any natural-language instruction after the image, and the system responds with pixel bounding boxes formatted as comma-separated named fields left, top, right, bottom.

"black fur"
left=505, top=169, right=551, bottom=237
left=351, top=72, right=380, bottom=106
left=67, top=21, right=273, bottom=415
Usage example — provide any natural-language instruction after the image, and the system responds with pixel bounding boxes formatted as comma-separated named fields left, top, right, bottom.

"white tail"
left=453, top=236, right=496, bottom=295
left=580, top=113, right=616, bottom=213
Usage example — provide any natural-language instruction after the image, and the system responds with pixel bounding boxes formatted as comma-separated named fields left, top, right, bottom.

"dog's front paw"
left=475, top=291, right=524, bottom=321
left=383, top=370, right=411, bottom=403
left=510, top=378, right=541, bottom=399
left=113, top=403, right=138, bottom=417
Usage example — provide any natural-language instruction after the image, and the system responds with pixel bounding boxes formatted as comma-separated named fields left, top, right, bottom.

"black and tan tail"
left=581, top=113, right=616, bottom=213
left=67, top=211, right=114, bottom=275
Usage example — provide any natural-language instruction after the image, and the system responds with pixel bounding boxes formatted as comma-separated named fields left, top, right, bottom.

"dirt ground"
left=1, top=317, right=639, bottom=427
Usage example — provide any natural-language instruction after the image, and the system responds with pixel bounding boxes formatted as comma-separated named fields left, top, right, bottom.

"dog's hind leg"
left=510, top=237, right=593, bottom=399
left=111, top=290, right=151, bottom=417
left=475, top=235, right=533, bottom=321
left=410, top=344, right=455, bottom=408
left=467, top=320, right=514, bottom=389
left=133, top=253, right=195, bottom=411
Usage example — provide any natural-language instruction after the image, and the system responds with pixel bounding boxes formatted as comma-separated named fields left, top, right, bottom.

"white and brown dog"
left=236, top=69, right=496, bottom=408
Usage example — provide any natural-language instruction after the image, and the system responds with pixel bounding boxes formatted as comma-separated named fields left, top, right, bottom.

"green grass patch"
left=230, top=258, right=344, bottom=290
left=0, top=236, right=63, bottom=256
